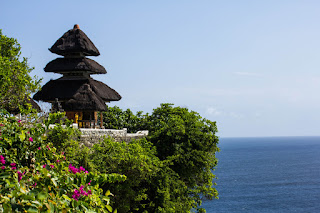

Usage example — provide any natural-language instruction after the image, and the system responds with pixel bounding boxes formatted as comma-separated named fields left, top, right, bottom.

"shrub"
left=0, top=111, right=125, bottom=212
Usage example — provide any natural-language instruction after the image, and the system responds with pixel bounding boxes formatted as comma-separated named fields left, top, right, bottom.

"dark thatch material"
left=62, top=84, right=107, bottom=111
left=33, top=78, right=121, bottom=103
left=49, top=28, right=100, bottom=56
left=5, top=97, right=41, bottom=114
left=44, top=57, right=106, bottom=74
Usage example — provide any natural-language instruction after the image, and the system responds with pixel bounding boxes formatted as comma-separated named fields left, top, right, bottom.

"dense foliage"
left=0, top=30, right=219, bottom=212
left=0, top=110, right=125, bottom=212
left=102, top=104, right=219, bottom=212
left=90, top=138, right=161, bottom=212
left=0, top=30, right=41, bottom=112
left=0, top=105, right=218, bottom=212
left=101, top=106, right=147, bottom=133
left=90, top=137, right=198, bottom=213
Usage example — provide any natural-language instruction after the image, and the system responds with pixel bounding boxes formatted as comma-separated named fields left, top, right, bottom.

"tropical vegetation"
left=0, top=29, right=219, bottom=212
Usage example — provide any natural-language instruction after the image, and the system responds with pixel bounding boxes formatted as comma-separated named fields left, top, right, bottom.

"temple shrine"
left=34, top=24, right=121, bottom=128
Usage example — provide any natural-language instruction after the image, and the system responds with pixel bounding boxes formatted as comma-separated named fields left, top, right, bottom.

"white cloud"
left=233, top=72, right=261, bottom=77
left=206, top=107, right=245, bottom=119
left=228, top=112, right=245, bottom=119
left=206, top=107, right=223, bottom=116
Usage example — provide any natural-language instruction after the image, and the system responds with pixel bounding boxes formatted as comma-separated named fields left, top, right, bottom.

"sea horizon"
left=220, top=135, right=320, bottom=139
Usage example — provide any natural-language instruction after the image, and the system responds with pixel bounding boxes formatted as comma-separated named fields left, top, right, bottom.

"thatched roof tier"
left=5, top=97, right=41, bottom=114
left=49, top=25, right=100, bottom=56
left=62, top=84, right=107, bottom=111
left=33, top=78, right=121, bottom=103
left=44, top=57, right=106, bottom=74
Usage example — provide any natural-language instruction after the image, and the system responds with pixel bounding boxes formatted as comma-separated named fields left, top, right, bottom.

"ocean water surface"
left=202, top=136, right=320, bottom=213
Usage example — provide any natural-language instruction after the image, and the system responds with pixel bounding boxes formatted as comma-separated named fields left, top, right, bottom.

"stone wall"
left=79, top=128, right=149, bottom=147
left=48, top=124, right=148, bottom=147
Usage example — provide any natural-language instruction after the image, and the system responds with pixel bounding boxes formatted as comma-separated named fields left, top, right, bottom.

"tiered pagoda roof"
left=34, top=24, right=121, bottom=112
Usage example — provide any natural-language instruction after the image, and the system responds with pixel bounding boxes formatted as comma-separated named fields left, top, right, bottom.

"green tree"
left=101, top=104, right=219, bottom=212
left=90, top=138, right=161, bottom=212
left=0, top=29, right=41, bottom=112
left=102, top=106, right=147, bottom=133
left=147, top=104, right=219, bottom=212
left=90, top=137, right=195, bottom=213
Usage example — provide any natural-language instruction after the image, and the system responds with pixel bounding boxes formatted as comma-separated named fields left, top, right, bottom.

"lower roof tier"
left=62, top=83, right=108, bottom=111
left=33, top=78, right=121, bottom=105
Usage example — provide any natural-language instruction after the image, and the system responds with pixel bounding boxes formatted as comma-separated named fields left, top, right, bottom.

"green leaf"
left=106, top=205, right=113, bottom=212
left=27, top=206, right=38, bottom=213
left=31, top=201, right=41, bottom=207
left=62, top=194, right=71, bottom=201
left=37, top=191, right=48, bottom=201
left=105, top=190, right=111, bottom=196
left=51, top=178, right=57, bottom=187
left=49, top=202, right=55, bottom=213
left=0, top=172, right=10, bottom=179
left=2, top=202, right=11, bottom=213
left=19, top=131, right=25, bottom=141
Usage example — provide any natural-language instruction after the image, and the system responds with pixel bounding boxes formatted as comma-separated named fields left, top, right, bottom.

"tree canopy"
left=0, top=29, right=41, bottom=113
left=102, top=104, right=219, bottom=212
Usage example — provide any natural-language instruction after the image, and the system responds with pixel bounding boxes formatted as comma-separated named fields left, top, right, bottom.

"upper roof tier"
left=49, top=24, right=100, bottom=56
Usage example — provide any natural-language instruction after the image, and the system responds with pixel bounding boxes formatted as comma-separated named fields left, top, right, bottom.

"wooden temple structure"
left=34, top=24, right=121, bottom=128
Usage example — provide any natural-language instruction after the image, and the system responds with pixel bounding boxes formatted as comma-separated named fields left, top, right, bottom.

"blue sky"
left=2, top=1, right=320, bottom=137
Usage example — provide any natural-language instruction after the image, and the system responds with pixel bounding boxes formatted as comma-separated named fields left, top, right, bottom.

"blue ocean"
left=202, top=136, right=320, bottom=213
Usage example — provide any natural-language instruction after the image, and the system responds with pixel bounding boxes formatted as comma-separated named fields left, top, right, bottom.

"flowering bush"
left=0, top=112, right=125, bottom=212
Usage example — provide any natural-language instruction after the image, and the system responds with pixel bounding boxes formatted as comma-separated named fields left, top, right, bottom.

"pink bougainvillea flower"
left=50, top=165, right=54, bottom=168
left=0, top=124, right=4, bottom=126
left=56, top=160, right=60, bottom=163
left=29, top=137, right=33, bottom=142
left=33, top=182, right=37, bottom=187
left=43, top=164, right=47, bottom=168
left=79, top=166, right=85, bottom=172
left=72, top=185, right=91, bottom=200
left=38, top=147, right=41, bottom=150
left=72, top=189, right=81, bottom=200
left=69, top=164, right=79, bottom=174
left=18, top=120, right=21, bottom=123
left=17, top=171, right=23, bottom=182
left=11, top=167, right=16, bottom=170
left=0, top=155, right=5, bottom=165
left=10, top=163, right=16, bottom=167
left=1, top=166, right=5, bottom=169
left=88, top=180, right=91, bottom=185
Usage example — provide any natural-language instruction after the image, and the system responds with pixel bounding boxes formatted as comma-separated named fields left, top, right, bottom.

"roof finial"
left=74, top=24, right=80, bottom=30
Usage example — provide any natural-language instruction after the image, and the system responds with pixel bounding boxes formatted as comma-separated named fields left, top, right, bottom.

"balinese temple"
left=34, top=24, right=121, bottom=128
